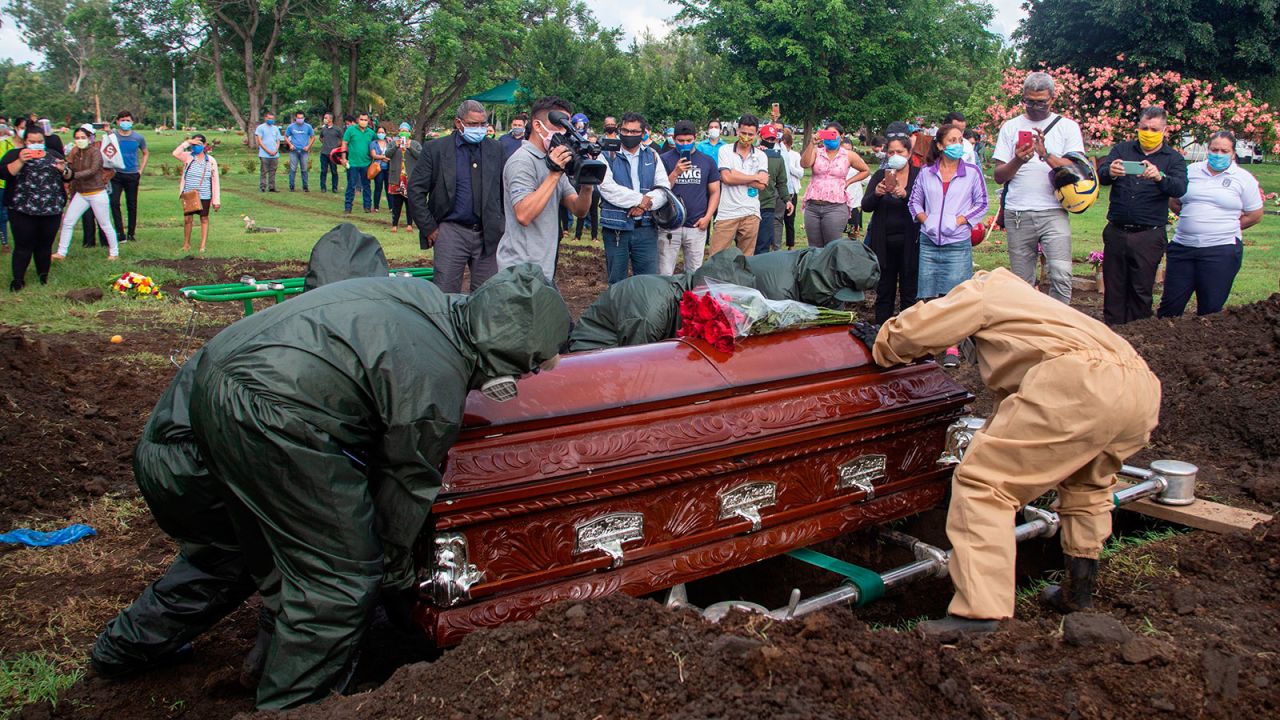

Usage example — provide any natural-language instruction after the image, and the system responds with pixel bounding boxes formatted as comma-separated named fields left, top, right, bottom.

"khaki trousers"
left=947, top=353, right=1160, bottom=620
left=708, top=215, right=760, bottom=257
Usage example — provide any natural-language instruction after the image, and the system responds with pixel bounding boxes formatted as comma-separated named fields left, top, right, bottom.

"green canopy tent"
left=467, top=79, right=529, bottom=130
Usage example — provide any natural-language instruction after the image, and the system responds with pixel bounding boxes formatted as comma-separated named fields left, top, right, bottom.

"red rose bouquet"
left=677, top=280, right=858, bottom=353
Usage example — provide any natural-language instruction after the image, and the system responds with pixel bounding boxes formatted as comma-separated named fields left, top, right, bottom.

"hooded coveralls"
left=747, top=239, right=880, bottom=307
left=872, top=268, right=1160, bottom=620
left=93, top=264, right=569, bottom=710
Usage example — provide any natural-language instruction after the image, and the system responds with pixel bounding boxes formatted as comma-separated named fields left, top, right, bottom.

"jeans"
left=802, top=201, right=849, bottom=248
left=345, top=167, right=371, bottom=211
left=110, top=172, right=141, bottom=239
left=258, top=157, right=279, bottom=191
left=288, top=150, right=310, bottom=190
left=1005, top=208, right=1073, bottom=304
left=319, top=153, right=339, bottom=191
left=371, top=169, right=387, bottom=209
left=389, top=194, right=409, bottom=227
left=1157, top=240, right=1242, bottom=318
left=9, top=211, right=59, bottom=290
left=602, top=225, right=658, bottom=285
left=58, top=192, right=118, bottom=256
left=754, top=209, right=776, bottom=255
left=1101, top=222, right=1166, bottom=326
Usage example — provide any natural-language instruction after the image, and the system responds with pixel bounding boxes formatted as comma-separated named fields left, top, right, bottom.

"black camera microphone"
left=543, top=109, right=607, bottom=185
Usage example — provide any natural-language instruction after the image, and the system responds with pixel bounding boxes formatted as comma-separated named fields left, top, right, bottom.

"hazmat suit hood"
left=302, top=223, right=390, bottom=291
left=797, top=240, right=880, bottom=305
left=456, top=264, right=571, bottom=387
left=685, top=247, right=756, bottom=291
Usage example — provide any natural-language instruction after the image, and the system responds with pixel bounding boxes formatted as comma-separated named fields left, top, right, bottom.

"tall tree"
left=1017, top=0, right=1280, bottom=84
left=197, top=0, right=301, bottom=134
left=5, top=0, right=117, bottom=94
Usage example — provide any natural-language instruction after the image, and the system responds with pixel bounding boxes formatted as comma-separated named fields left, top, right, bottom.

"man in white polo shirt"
left=992, top=72, right=1085, bottom=304
left=710, top=113, right=770, bottom=257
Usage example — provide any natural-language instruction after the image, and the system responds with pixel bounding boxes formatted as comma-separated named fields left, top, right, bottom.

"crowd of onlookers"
left=2, top=70, right=1267, bottom=328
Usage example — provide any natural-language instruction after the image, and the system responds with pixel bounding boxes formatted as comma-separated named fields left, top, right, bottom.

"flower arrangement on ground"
left=677, top=280, right=858, bottom=353
left=112, top=272, right=164, bottom=299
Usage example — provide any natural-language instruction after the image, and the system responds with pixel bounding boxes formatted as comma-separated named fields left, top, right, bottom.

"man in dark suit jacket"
left=407, top=100, right=506, bottom=293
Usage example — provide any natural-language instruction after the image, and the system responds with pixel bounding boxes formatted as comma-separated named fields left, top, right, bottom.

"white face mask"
left=74, top=138, right=91, bottom=150
left=884, top=154, right=908, bottom=171
left=708, top=128, right=721, bottom=140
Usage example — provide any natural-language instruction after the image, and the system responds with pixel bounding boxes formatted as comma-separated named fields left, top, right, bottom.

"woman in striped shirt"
left=173, top=135, right=221, bottom=254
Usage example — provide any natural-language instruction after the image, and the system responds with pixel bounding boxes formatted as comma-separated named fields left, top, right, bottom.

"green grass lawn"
left=1, top=130, right=1277, bottom=334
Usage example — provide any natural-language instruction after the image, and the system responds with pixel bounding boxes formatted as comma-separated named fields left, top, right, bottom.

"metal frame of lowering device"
left=179, top=268, right=435, bottom=316
left=666, top=416, right=1200, bottom=623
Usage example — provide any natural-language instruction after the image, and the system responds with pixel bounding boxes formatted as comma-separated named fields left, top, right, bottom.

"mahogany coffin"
left=413, top=327, right=972, bottom=646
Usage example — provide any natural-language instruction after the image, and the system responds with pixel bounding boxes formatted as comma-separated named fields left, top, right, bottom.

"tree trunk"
left=412, top=70, right=470, bottom=143
left=330, top=46, right=343, bottom=119
left=346, top=44, right=360, bottom=113
left=208, top=29, right=248, bottom=137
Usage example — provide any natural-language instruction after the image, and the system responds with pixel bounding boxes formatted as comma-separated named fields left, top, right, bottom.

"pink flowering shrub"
left=984, top=60, right=1280, bottom=154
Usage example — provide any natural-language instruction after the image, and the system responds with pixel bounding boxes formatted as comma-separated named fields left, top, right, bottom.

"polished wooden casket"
left=413, top=327, right=971, bottom=646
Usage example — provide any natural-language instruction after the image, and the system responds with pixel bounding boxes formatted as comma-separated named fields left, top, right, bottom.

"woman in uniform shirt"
left=1157, top=130, right=1264, bottom=317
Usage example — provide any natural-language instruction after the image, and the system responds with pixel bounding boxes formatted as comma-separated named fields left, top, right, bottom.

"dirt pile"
left=1115, top=295, right=1280, bottom=505
left=247, top=594, right=985, bottom=720
left=0, top=329, right=168, bottom=523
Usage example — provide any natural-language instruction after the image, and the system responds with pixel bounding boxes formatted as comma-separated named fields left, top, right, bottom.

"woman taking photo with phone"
left=801, top=122, right=869, bottom=248
left=54, top=126, right=119, bottom=261
left=0, top=126, right=69, bottom=291
left=908, top=122, right=989, bottom=366
left=861, top=132, right=921, bottom=324
left=173, top=135, right=221, bottom=254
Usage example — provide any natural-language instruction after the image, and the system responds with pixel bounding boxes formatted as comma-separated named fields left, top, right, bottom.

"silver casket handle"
left=574, top=512, right=645, bottom=569
left=717, top=481, right=778, bottom=532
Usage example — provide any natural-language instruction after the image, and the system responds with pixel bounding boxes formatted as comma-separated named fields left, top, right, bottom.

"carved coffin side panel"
left=416, top=482, right=947, bottom=647
left=442, top=365, right=963, bottom=493
left=453, top=423, right=947, bottom=590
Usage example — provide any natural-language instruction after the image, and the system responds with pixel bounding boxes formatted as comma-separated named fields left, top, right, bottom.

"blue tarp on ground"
left=0, top=524, right=97, bottom=547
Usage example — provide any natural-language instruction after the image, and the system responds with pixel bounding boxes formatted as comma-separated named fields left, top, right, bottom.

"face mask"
left=603, top=125, right=617, bottom=135
left=481, top=376, right=519, bottom=402
left=74, top=138, right=91, bottom=150
left=675, top=142, right=694, bottom=155
left=461, top=126, right=486, bottom=144
left=823, top=139, right=840, bottom=151
left=358, top=120, right=368, bottom=128
left=884, top=154, right=908, bottom=170
left=536, top=120, right=561, bottom=147
left=510, top=126, right=525, bottom=139
left=117, top=121, right=133, bottom=131
left=376, top=132, right=387, bottom=140
left=26, top=143, right=45, bottom=152
left=1137, top=129, right=1164, bottom=151
left=190, top=144, right=204, bottom=155
left=399, top=131, right=410, bottom=138
left=739, top=137, right=755, bottom=149
left=708, top=128, right=721, bottom=140
left=620, top=134, right=643, bottom=150
left=266, top=119, right=275, bottom=126
left=762, top=138, right=776, bottom=148
left=295, top=119, right=305, bottom=125
left=1207, top=152, right=1232, bottom=171
left=943, top=143, right=964, bottom=160
left=1023, top=100, right=1050, bottom=121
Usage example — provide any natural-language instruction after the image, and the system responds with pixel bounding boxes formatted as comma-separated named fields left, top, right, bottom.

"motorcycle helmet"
left=650, top=187, right=687, bottom=230
left=1050, top=151, right=1099, bottom=214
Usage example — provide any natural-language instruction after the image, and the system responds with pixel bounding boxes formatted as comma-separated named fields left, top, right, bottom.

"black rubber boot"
left=1041, top=556, right=1099, bottom=613
left=917, top=615, right=999, bottom=640
left=89, top=642, right=193, bottom=680
left=239, top=606, right=276, bottom=688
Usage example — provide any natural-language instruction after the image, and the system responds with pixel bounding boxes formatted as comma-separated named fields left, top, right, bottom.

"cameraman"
left=496, top=96, right=595, bottom=284
left=597, top=112, right=671, bottom=284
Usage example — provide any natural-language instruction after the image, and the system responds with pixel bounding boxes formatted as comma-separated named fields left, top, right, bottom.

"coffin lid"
left=461, top=326, right=874, bottom=428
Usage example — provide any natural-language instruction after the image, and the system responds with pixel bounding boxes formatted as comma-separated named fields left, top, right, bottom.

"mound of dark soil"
left=0, top=329, right=168, bottom=523
left=1116, top=295, right=1280, bottom=506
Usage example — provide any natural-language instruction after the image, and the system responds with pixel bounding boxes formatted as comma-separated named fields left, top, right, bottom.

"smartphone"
left=771, top=102, right=780, bottom=115
left=1121, top=160, right=1146, bottom=175
left=1017, top=130, right=1033, bottom=147
left=679, top=148, right=692, bottom=160
left=29, top=149, right=45, bottom=159
left=599, top=137, right=621, bottom=152
left=818, top=128, right=839, bottom=141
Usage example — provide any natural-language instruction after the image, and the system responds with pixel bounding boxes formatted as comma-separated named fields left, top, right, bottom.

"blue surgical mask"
left=823, top=139, right=840, bottom=151
left=1206, top=152, right=1231, bottom=172
left=884, top=154, right=908, bottom=170
left=266, top=118, right=275, bottom=126
left=376, top=131, right=386, bottom=140
left=295, top=119, right=305, bottom=125
left=675, top=142, right=694, bottom=155
left=943, top=143, right=964, bottom=160
left=190, top=144, right=204, bottom=155
left=461, top=126, right=486, bottom=144
left=117, top=121, right=133, bottom=131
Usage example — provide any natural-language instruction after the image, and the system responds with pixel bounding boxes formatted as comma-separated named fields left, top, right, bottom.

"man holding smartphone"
left=1095, top=106, right=1187, bottom=325
left=992, top=72, right=1085, bottom=304
left=658, top=120, right=721, bottom=274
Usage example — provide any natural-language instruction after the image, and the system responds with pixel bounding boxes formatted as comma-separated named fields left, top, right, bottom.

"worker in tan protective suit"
left=850, top=267, right=1161, bottom=636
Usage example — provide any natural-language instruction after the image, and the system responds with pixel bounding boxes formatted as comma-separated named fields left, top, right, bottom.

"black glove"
left=850, top=321, right=881, bottom=351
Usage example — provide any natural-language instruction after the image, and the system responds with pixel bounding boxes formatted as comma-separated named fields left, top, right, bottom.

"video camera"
left=544, top=110, right=607, bottom=185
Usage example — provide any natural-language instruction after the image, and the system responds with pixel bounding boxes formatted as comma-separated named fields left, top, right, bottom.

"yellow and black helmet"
left=1049, top=151, right=1099, bottom=214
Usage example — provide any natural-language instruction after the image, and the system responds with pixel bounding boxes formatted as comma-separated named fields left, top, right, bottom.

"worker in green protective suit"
left=746, top=238, right=880, bottom=307
left=92, top=263, right=569, bottom=711
left=568, top=247, right=756, bottom=352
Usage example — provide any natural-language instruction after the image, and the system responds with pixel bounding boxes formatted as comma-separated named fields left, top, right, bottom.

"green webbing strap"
left=786, top=548, right=885, bottom=606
